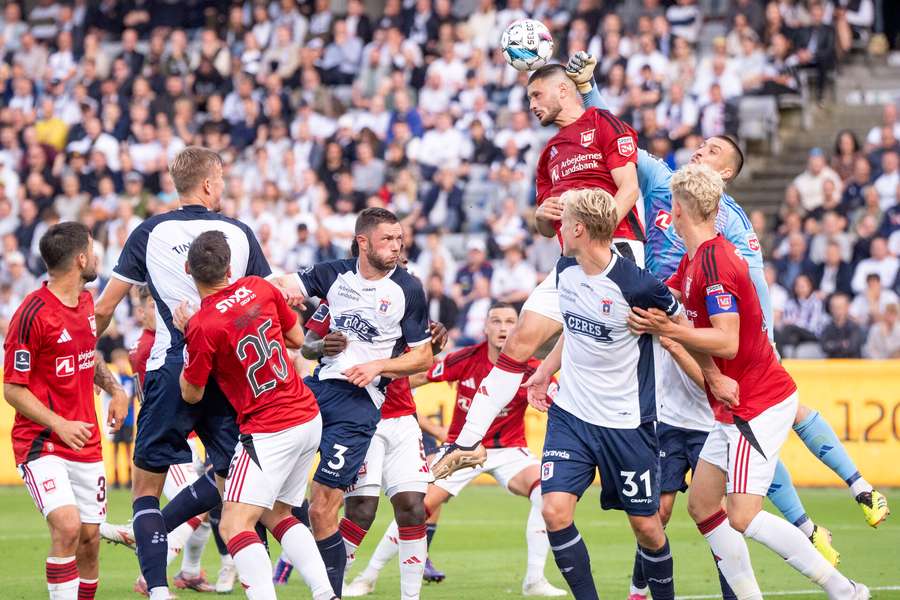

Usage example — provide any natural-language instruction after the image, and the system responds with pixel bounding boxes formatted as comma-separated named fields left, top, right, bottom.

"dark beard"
left=367, top=249, right=397, bottom=272
left=82, top=268, right=98, bottom=283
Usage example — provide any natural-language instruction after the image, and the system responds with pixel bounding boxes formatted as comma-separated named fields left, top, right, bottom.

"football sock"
left=133, top=496, right=169, bottom=592
left=639, top=538, right=674, bottom=600
left=208, top=505, right=229, bottom=556
left=743, top=510, right=852, bottom=599
left=525, top=484, right=550, bottom=585
left=362, top=520, right=400, bottom=580
left=697, top=510, right=761, bottom=600
left=78, top=578, right=98, bottom=600
left=166, top=516, right=201, bottom=565
left=630, top=546, right=648, bottom=593
left=398, top=525, right=427, bottom=600
left=227, top=531, right=276, bottom=600
left=316, top=530, right=347, bottom=596
left=713, top=550, right=739, bottom=600
left=455, top=354, right=528, bottom=447
left=340, top=517, right=368, bottom=574
left=425, top=523, right=438, bottom=550
left=181, top=519, right=211, bottom=576
left=768, top=461, right=813, bottom=531
left=273, top=517, right=333, bottom=598
left=255, top=521, right=270, bottom=554
left=793, top=410, right=872, bottom=496
left=292, top=498, right=311, bottom=527
left=46, top=556, right=78, bottom=600
left=547, top=523, right=598, bottom=600
left=161, top=471, right=220, bottom=533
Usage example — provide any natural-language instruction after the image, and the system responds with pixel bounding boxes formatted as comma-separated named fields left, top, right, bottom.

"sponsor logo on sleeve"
left=13, top=349, right=30, bottom=371
left=616, top=135, right=636, bottom=157
left=431, top=360, right=444, bottom=378
left=311, top=303, right=330, bottom=323
left=706, top=284, right=724, bottom=295
left=88, top=315, right=97, bottom=337
left=747, top=234, right=760, bottom=252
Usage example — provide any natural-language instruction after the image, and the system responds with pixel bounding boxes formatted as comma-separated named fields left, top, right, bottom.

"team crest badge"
left=549, top=145, right=558, bottom=159
left=654, top=209, right=672, bottom=231
left=748, top=234, right=760, bottom=252
left=88, top=315, right=97, bottom=337
left=42, top=479, right=56, bottom=493
left=541, top=462, right=554, bottom=481
left=378, top=297, right=391, bottom=313
left=617, top=135, right=635, bottom=157
left=580, top=129, right=595, bottom=146
left=716, top=295, right=733, bottom=310
left=601, top=298, right=613, bottom=315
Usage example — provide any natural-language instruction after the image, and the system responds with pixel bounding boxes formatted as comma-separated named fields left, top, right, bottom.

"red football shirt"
left=535, top=107, right=643, bottom=245
left=183, top=276, right=318, bottom=434
left=3, top=284, right=101, bottom=464
left=304, top=302, right=416, bottom=419
left=667, top=235, right=796, bottom=423
left=129, top=328, right=154, bottom=388
left=426, top=342, right=554, bottom=448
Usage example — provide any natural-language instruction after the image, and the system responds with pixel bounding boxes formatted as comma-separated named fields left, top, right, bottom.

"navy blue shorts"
left=305, top=374, right=380, bottom=490
left=657, top=422, right=710, bottom=494
left=541, top=403, right=660, bottom=516
left=134, top=359, right=239, bottom=476
left=421, top=428, right=438, bottom=456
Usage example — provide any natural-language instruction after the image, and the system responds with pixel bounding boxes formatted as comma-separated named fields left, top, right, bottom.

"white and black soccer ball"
left=500, top=19, right=554, bottom=72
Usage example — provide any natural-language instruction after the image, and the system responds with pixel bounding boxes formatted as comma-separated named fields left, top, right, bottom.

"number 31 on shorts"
left=328, top=444, right=348, bottom=471
left=620, top=470, right=652, bottom=497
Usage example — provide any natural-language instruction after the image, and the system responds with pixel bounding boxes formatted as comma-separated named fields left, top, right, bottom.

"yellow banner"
left=1, top=360, right=898, bottom=487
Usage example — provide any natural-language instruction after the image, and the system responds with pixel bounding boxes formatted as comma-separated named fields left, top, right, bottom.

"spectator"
left=792, top=148, right=844, bottom=213
left=666, top=0, right=702, bottom=43
left=864, top=103, right=900, bottom=151
left=417, top=167, right=465, bottom=233
left=776, top=232, right=817, bottom=289
left=809, top=211, right=851, bottom=263
left=321, top=19, right=363, bottom=85
left=820, top=293, right=865, bottom=358
left=776, top=274, right=828, bottom=357
left=0, top=251, right=36, bottom=301
left=850, top=273, right=900, bottom=327
left=426, top=272, right=459, bottom=331
left=351, top=141, right=385, bottom=196
left=792, top=1, right=836, bottom=102
left=454, top=274, right=492, bottom=346
left=656, top=82, right=698, bottom=147
left=831, top=129, right=863, bottom=182
left=841, top=156, right=872, bottom=214
left=489, top=197, right=528, bottom=250
left=851, top=237, right=899, bottom=293
left=873, top=150, right=899, bottom=209
left=698, top=83, right=738, bottom=139
left=626, top=33, right=668, bottom=83
left=814, top=240, right=854, bottom=297
left=863, top=302, right=900, bottom=358
left=454, top=238, right=493, bottom=306
left=410, top=112, right=466, bottom=173
left=490, top=245, right=537, bottom=310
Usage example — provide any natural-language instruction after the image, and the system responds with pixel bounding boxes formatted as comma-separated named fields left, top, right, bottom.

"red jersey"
left=536, top=107, right=643, bottom=244
left=667, top=235, right=796, bottom=423
left=426, top=342, right=554, bottom=448
left=304, top=302, right=416, bottom=419
left=183, top=276, right=318, bottom=434
left=3, top=284, right=101, bottom=464
left=129, top=328, right=154, bottom=387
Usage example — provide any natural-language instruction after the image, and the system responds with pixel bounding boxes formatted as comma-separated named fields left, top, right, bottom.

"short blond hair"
left=169, top=146, right=223, bottom=196
left=561, top=188, right=617, bottom=242
left=670, top=163, right=725, bottom=222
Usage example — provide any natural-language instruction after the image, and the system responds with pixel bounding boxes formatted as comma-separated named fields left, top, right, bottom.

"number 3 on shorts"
left=620, top=470, right=652, bottom=497
left=327, top=444, right=349, bottom=470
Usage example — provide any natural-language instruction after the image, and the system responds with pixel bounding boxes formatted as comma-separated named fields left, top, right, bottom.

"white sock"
left=700, top=512, right=762, bottom=600
left=230, top=537, right=276, bottom=600
left=398, top=525, right=427, bottom=600
left=361, top=520, right=400, bottom=581
left=166, top=518, right=200, bottom=565
left=797, top=518, right=815, bottom=537
left=850, top=477, right=873, bottom=497
left=277, top=520, right=334, bottom=598
left=46, top=556, right=79, bottom=600
left=181, top=520, right=211, bottom=576
left=148, top=588, right=171, bottom=600
left=743, top=510, right=852, bottom=599
left=455, top=361, right=526, bottom=446
left=525, top=485, right=549, bottom=585
left=339, top=517, right=367, bottom=576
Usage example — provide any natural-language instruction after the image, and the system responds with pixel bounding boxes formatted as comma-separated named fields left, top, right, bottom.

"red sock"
left=78, top=578, right=99, bottom=599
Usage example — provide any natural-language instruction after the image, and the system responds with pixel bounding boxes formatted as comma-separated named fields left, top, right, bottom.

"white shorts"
left=346, top=415, right=431, bottom=499
left=18, top=455, right=107, bottom=523
left=699, top=392, right=799, bottom=496
left=163, top=437, right=204, bottom=500
left=653, top=340, right=715, bottom=433
left=223, top=415, right=322, bottom=509
left=434, top=447, right=538, bottom=497
left=522, top=238, right=645, bottom=324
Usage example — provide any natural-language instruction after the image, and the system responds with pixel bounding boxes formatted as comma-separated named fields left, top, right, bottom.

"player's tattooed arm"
left=4, top=383, right=95, bottom=450
left=94, top=356, right=127, bottom=431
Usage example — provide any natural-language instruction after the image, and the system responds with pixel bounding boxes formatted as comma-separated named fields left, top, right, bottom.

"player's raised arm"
left=566, top=51, right=610, bottom=111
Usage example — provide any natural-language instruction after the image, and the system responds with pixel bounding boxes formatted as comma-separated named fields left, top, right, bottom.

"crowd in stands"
left=0, top=0, right=892, bottom=360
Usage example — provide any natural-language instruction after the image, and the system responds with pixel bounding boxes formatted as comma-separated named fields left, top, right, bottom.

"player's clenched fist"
left=565, top=51, right=597, bottom=93
left=535, top=196, right=564, bottom=222
left=172, top=300, right=197, bottom=333
left=322, top=331, right=348, bottom=356
left=52, top=418, right=94, bottom=451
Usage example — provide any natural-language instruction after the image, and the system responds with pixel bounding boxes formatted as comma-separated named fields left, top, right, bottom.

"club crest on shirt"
left=378, top=297, right=391, bottom=313
left=13, top=349, right=30, bottom=371
left=88, top=315, right=97, bottom=337
left=549, top=145, right=558, bottom=159
left=617, top=135, right=635, bottom=157
left=601, top=298, right=613, bottom=315
left=580, top=129, right=595, bottom=146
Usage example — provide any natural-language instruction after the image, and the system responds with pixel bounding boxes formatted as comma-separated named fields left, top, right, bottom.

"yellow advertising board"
left=0, top=360, right=898, bottom=487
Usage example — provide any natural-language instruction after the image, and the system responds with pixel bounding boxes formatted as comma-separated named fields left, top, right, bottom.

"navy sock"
left=714, top=550, right=738, bottom=600
left=133, top=496, right=169, bottom=590
left=291, top=499, right=310, bottom=528
left=639, top=538, right=674, bottom=600
left=255, top=521, right=270, bottom=554
left=316, top=531, right=347, bottom=596
left=161, top=471, right=221, bottom=533
left=208, top=505, right=228, bottom=556
left=631, top=545, right=646, bottom=590
left=426, top=523, right=438, bottom=550
left=547, top=524, right=598, bottom=600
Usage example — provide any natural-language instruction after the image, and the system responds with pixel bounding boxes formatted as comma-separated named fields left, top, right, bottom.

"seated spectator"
left=830, top=129, right=863, bottom=182
left=320, top=19, right=363, bottom=85
left=851, top=213, right=880, bottom=264
left=626, top=32, right=669, bottom=84
left=841, top=156, right=872, bottom=214
left=734, top=32, right=768, bottom=90
left=415, top=231, right=457, bottom=291
left=666, top=0, right=702, bottom=43
left=599, top=63, right=629, bottom=116
left=820, top=293, right=865, bottom=358
left=765, top=262, right=789, bottom=330
left=873, top=150, right=899, bottom=209
left=881, top=186, right=900, bottom=239
left=776, top=274, right=828, bottom=357
left=416, top=167, right=465, bottom=233
left=866, top=125, right=900, bottom=174
left=864, top=103, right=900, bottom=152
left=410, top=113, right=466, bottom=175
left=698, top=83, right=738, bottom=139
left=464, top=119, right=500, bottom=166
left=791, top=1, right=836, bottom=102
left=863, top=302, right=900, bottom=358
left=809, top=211, right=851, bottom=263
left=746, top=32, right=800, bottom=98
left=850, top=185, right=883, bottom=231
left=489, top=197, right=528, bottom=250
left=792, top=148, right=844, bottom=213
left=694, top=55, right=743, bottom=104
left=814, top=240, right=854, bottom=297
left=0, top=251, right=36, bottom=301
left=656, top=82, right=698, bottom=148
left=453, top=274, right=492, bottom=346
left=490, top=245, right=537, bottom=310
left=426, top=272, right=459, bottom=332
left=851, top=237, right=899, bottom=293
left=351, top=141, right=385, bottom=196
left=454, top=238, right=493, bottom=306
left=850, top=273, right=900, bottom=327
left=776, top=231, right=816, bottom=289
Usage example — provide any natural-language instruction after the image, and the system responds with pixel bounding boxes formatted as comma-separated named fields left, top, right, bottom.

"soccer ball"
left=500, top=19, right=554, bottom=72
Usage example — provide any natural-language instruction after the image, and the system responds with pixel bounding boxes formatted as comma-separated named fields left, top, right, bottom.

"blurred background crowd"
left=0, top=0, right=897, bottom=361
